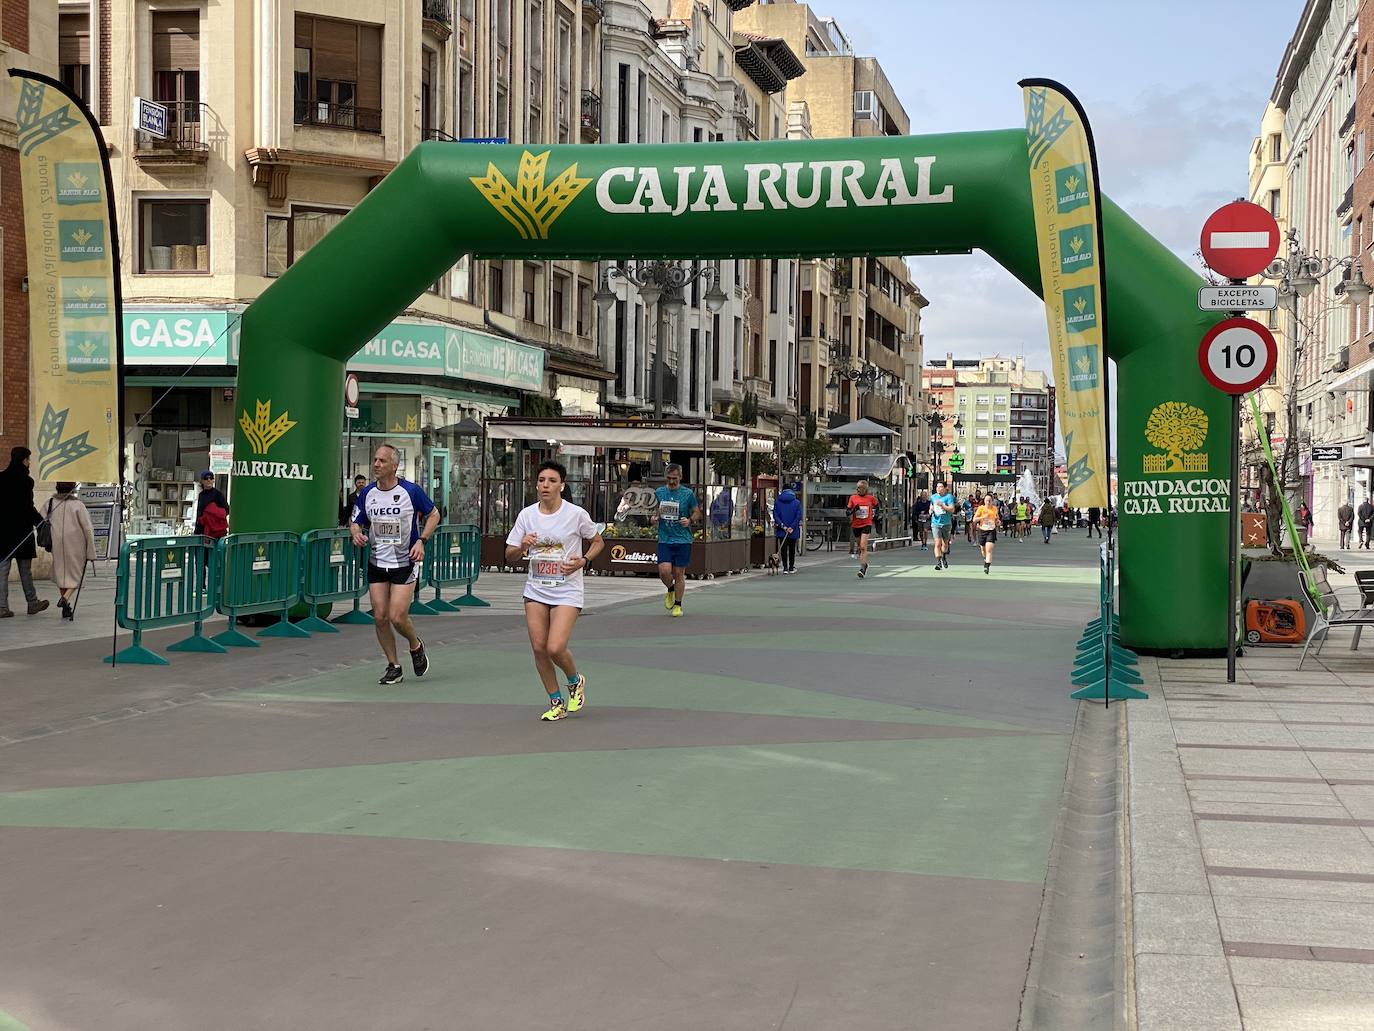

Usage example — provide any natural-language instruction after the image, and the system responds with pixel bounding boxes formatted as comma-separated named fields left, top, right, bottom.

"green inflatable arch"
left=231, top=130, right=1227, bottom=652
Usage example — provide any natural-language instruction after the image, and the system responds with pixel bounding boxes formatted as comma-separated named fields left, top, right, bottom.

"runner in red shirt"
left=847, top=479, right=879, bottom=579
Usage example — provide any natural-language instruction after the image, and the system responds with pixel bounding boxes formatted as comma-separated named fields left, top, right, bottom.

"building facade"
left=1273, top=0, right=1365, bottom=542
left=1, top=1, right=59, bottom=455
left=1242, top=101, right=1289, bottom=503
left=734, top=0, right=926, bottom=454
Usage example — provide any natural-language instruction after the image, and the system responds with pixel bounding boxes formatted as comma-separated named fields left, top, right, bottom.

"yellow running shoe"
left=540, top=696, right=569, bottom=721
left=567, top=674, right=587, bottom=713
left=671, top=604, right=683, bottom=617
left=664, top=589, right=674, bottom=610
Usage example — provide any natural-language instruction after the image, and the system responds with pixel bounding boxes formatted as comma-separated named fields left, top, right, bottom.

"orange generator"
left=1244, top=599, right=1306, bottom=645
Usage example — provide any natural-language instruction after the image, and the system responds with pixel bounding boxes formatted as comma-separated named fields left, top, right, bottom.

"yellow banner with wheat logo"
left=9, top=71, right=120, bottom=483
left=1022, top=81, right=1109, bottom=507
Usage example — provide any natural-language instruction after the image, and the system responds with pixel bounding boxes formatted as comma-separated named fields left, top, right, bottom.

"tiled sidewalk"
left=1127, top=647, right=1374, bottom=1030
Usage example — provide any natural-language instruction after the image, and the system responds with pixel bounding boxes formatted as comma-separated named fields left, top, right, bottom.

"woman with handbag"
left=46, top=482, right=95, bottom=621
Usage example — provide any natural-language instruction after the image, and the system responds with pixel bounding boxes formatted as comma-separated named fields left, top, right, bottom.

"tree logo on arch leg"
left=1144, top=402, right=1208, bottom=474
left=470, top=150, right=592, bottom=240
left=239, top=400, right=297, bottom=456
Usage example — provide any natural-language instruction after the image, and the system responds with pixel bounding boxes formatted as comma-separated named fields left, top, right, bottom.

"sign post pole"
left=1228, top=391, right=1240, bottom=683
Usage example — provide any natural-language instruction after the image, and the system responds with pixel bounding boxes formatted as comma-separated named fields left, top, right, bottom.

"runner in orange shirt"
left=973, top=493, right=1002, bottom=575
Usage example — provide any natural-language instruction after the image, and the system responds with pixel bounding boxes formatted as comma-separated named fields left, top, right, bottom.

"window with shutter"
left=59, top=13, right=92, bottom=103
left=293, top=15, right=383, bottom=133
left=151, top=11, right=200, bottom=133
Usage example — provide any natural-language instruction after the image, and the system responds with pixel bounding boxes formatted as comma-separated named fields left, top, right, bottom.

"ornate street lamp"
left=594, top=261, right=728, bottom=419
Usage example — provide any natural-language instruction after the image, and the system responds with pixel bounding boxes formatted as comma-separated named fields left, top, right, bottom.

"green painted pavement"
left=0, top=1012, right=27, bottom=1031
left=869, top=564, right=1097, bottom=585
left=0, top=736, right=1068, bottom=883
left=584, top=628, right=1076, bottom=663
left=241, top=652, right=1027, bottom=730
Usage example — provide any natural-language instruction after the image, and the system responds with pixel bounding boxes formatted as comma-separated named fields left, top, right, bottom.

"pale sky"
left=831, top=0, right=1299, bottom=443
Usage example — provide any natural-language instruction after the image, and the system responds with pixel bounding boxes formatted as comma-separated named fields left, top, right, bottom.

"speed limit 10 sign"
left=1197, top=317, right=1278, bottom=395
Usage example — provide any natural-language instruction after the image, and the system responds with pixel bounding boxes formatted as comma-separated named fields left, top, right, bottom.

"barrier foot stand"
left=297, top=615, right=340, bottom=633
left=1073, top=662, right=1144, bottom=686
left=1071, top=679, right=1149, bottom=702
left=167, top=623, right=228, bottom=653
left=409, top=597, right=441, bottom=616
left=333, top=601, right=374, bottom=626
left=453, top=587, right=491, bottom=608
left=104, top=630, right=169, bottom=666
left=428, top=591, right=462, bottom=613
left=259, top=613, right=311, bottom=638
left=212, top=623, right=260, bottom=648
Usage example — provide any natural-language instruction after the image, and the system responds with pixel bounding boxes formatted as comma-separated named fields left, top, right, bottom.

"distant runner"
left=656, top=464, right=698, bottom=617
left=973, top=493, right=1001, bottom=574
left=911, top=492, right=930, bottom=550
left=351, top=444, right=439, bottom=685
left=505, top=460, right=604, bottom=721
left=929, top=480, right=955, bottom=571
left=847, top=479, right=879, bottom=578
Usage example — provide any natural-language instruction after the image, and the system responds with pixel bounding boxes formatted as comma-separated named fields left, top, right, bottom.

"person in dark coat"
left=0, top=446, right=49, bottom=617
left=772, top=486, right=803, bottom=573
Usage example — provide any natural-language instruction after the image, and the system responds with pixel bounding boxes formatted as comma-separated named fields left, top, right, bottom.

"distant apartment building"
left=922, top=356, right=1055, bottom=495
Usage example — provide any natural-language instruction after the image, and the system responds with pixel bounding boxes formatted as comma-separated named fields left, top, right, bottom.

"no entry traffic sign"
left=1197, top=317, right=1277, bottom=395
left=1200, top=202, right=1281, bottom=280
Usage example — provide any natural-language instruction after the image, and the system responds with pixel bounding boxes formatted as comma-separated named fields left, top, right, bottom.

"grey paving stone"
left=1234, top=983, right=1374, bottom=1031
left=1134, top=953, right=1242, bottom=1031
left=1172, top=724, right=1303, bottom=748
left=1229, top=955, right=1374, bottom=991
left=1134, top=892, right=1224, bottom=957
left=1214, top=896, right=1374, bottom=951
left=1337, top=786, right=1374, bottom=819
left=1196, top=822, right=1374, bottom=875
left=1132, top=847, right=1210, bottom=895
left=1208, top=873, right=1374, bottom=906
left=1178, top=749, right=1322, bottom=780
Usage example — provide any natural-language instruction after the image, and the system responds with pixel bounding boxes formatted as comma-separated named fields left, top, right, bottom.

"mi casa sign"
left=595, top=156, right=955, bottom=216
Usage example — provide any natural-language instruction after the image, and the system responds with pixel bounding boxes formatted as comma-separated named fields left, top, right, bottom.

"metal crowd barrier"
left=300, top=528, right=373, bottom=631
left=213, top=532, right=310, bottom=647
left=412, top=523, right=489, bottom=615
left=1070, top=541, right=1146, bottom=701
left=104, top=537, right=227, bottom=665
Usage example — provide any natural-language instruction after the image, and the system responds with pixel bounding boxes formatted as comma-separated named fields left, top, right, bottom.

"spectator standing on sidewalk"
left=1087, top=506, right=1103, bottom=539
left=911, top=491, right=930, bottom=550
left=46, top=482, right=95, bottom=621
left=1338, top=500, right=1355, bottom=550
left=193, top=471, right=230, bottom=538
left=773, top=484, right=802, bottom=573
left=0, top=446, right=48, bottom=618
left=1298, top=502, right=1314, bottom=543
left=1360, top=497, right=1374, bottom=549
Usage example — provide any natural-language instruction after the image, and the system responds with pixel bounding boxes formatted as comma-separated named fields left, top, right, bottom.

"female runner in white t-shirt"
left=504, top=460, right=605, bottom=721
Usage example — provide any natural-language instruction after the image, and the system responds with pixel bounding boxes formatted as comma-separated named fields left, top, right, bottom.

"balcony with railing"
left=732, top=83, right=757, bottom=140
left=1338, top=182, right=1354, bottom=218
left=1340, top=99, right=1357, bottom=137
left=580, top=90, right=601, bottom=143
left=862, top=392, right=906, bottom=428
left=295, top=97, right=382, bottom=135
left=582, top=0, right=604, bottom=20
left=134, top=101, right=210, bottom=166
left=422, top=0, right=452, bottom=39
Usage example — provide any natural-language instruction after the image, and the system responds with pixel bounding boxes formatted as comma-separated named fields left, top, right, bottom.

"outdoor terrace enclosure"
left=231, top=131, right=1227, bottom=652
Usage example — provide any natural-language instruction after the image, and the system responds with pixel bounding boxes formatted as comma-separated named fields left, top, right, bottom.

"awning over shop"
left=484, top=418, right=775, bottom=452
left=1329, top=356, right=1374, bottom=393
left=824, top=453, right=909, bottom=478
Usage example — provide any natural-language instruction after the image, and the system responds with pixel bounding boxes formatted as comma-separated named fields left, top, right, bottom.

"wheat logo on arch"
left=1144, top=401, right=1209, bottom=474
left=239, top=399, right=297, bottom=456
left=470, top=150, right=592, bottom=240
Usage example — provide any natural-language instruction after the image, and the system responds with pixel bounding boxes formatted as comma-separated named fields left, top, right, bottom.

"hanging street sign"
left=948, top=452, right=965, bottom=471
left=1312, top=445, right=1344, bottom=462
left=1198, top=317, right=1278, bottom=396
left=1200, top=201, right=1281, bottom=281
left=1198, top=285, right=1278, bottom=312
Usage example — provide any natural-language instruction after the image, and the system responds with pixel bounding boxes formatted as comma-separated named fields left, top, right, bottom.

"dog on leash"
left=765, top=552, right=782, bottom=575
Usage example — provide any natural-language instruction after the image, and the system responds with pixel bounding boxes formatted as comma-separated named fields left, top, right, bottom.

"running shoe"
left=540, top=696, right=569, bottom=721
left=410, top=640, right=429, bottom=678
left=567, top=674, right=587, bottom=713
left=984, top=562, right=991, bottom=574
left=379, top=664, right=404, bottom=686
left=664, top=590, right=675, bottom=610
left=671, top=604, right=683, bottom=617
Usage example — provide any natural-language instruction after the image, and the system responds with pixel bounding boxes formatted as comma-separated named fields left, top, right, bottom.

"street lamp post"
left=595, top=262, right=729, bottom=420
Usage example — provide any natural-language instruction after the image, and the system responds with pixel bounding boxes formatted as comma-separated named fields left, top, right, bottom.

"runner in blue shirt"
left=655, top=463, right=698, bottom=617
left=351, top=444, right=440, bottom=685
left=929, top=480, right=956, bottom=571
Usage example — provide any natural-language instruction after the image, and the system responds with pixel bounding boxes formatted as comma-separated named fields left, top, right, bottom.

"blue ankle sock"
left=566, top=672, right=580, bottom=687
left=547, top=690, right=563, bottom=703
